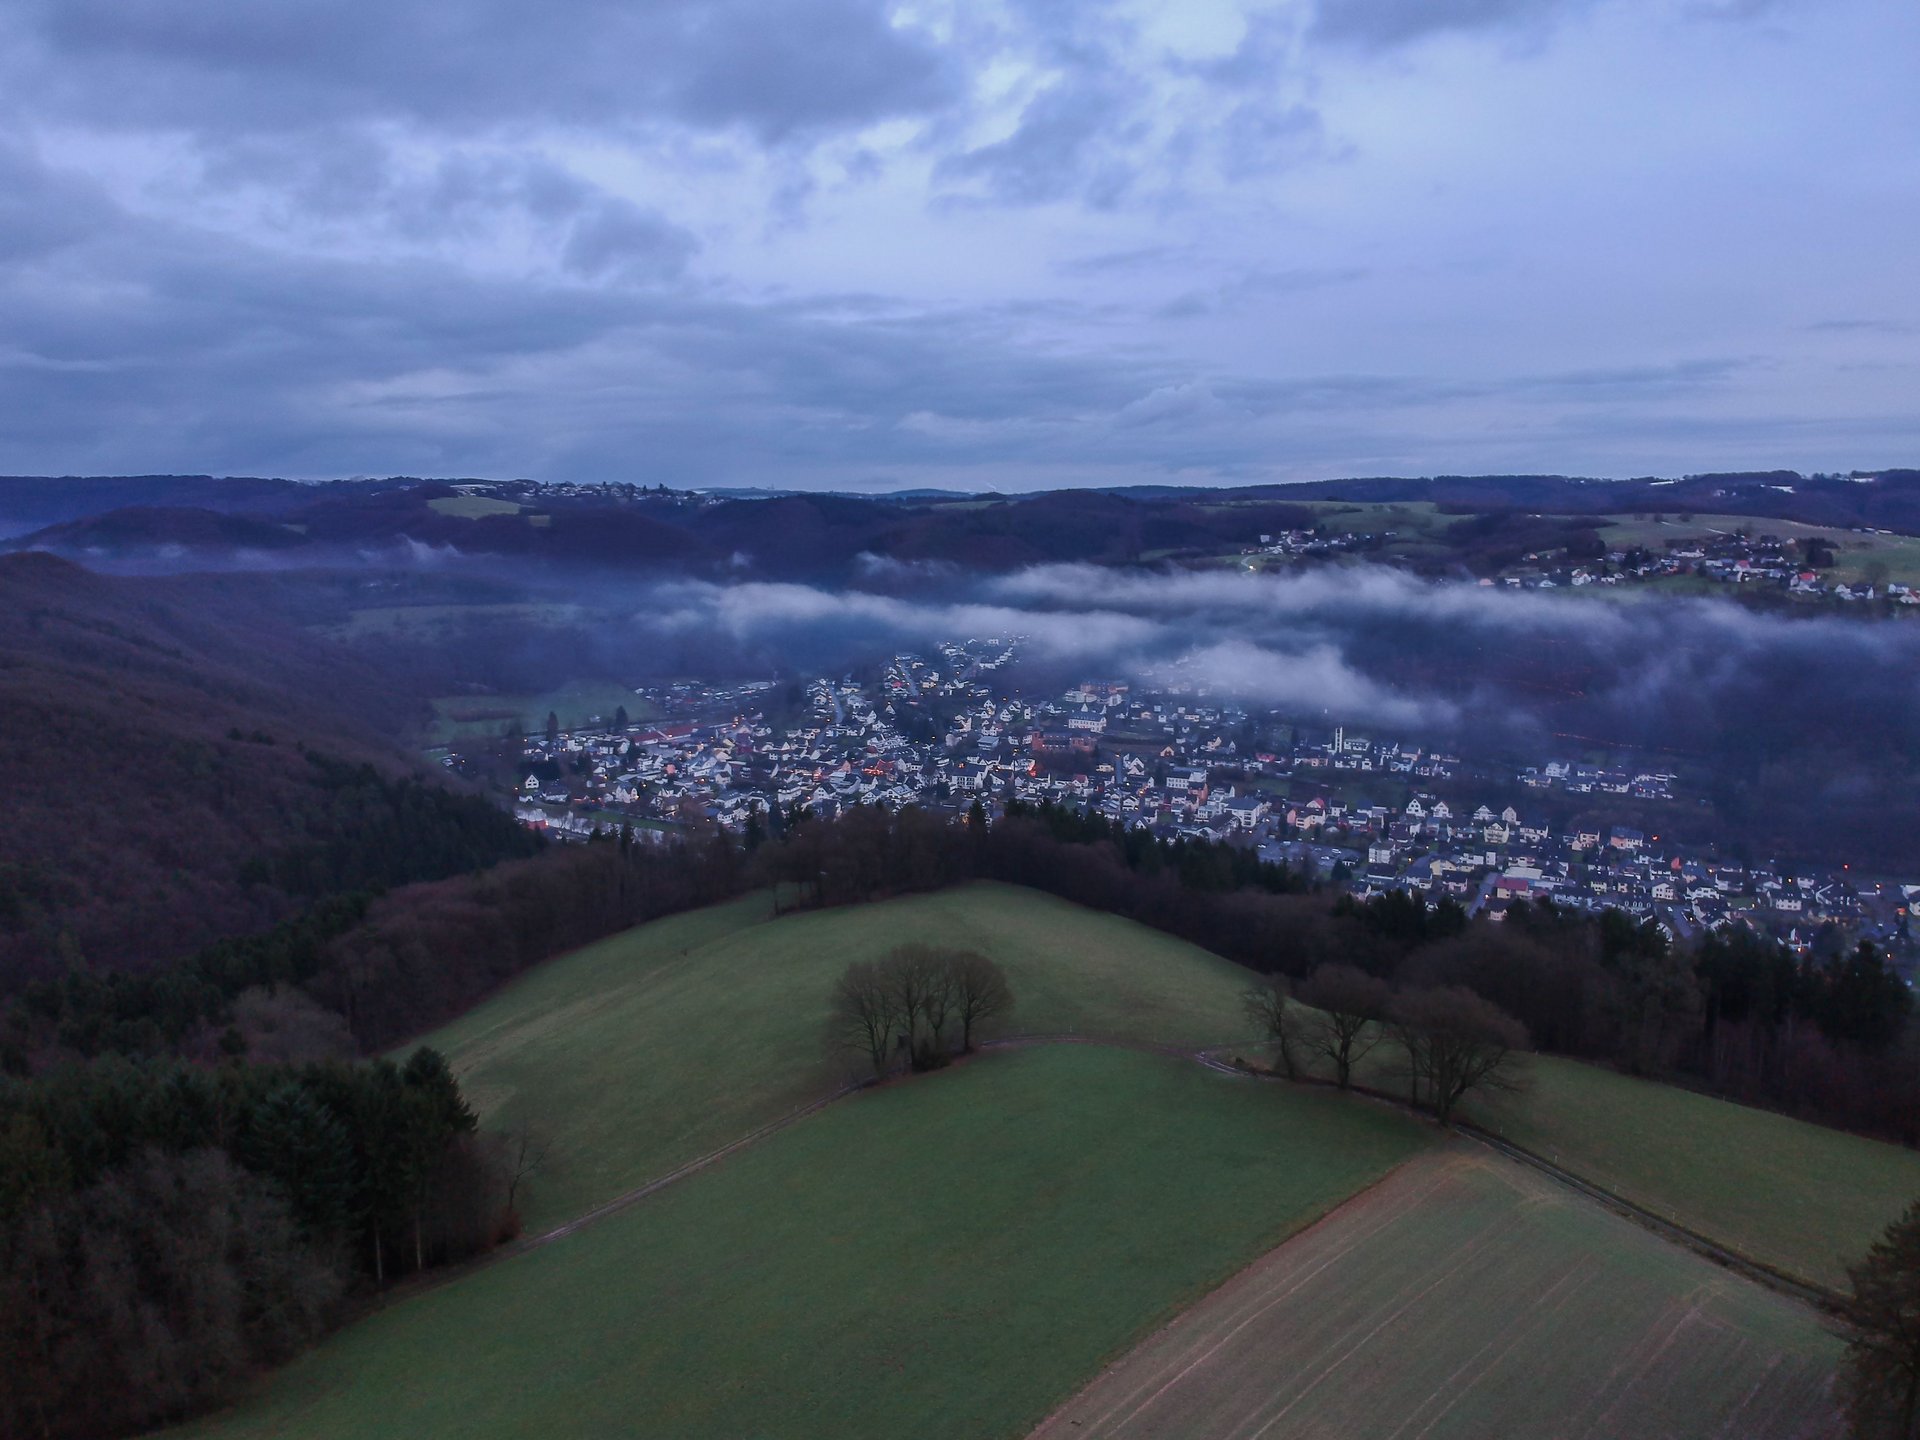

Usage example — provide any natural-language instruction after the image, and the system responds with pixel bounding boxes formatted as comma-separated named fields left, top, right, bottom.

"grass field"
left=1464, top=1057, right=1920, bottom=1292
left=426, top=883, right=1262, bottom=1229
left=426, top=494, right=525, bottom=519
left=1032, top=1146, right=1841, bottom=1440
left=426, top=681, right=653, bottom=743
left=1258, top=1032, right=1920, bottom=1293
left=177, top=1047, right=1428, bottom=1440
left=326, top=601, right=584, bottom=642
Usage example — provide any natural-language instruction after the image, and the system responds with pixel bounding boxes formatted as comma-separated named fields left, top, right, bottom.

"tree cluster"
left=1244, top=964, right=1528, bottom=1126
left=0, top=1046, right=509, bottom=1438
left=829, top=945, right=1014, bottom=1078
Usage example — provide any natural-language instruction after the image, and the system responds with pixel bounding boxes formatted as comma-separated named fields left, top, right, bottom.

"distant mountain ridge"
left=5, top=469, right=1916, bottom=578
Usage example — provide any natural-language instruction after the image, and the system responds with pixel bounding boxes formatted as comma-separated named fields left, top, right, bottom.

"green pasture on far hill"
left=425, top=681, right=656, bottom=744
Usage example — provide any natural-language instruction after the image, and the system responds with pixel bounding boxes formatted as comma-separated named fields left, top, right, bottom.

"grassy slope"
left=426, top=495, right=524, bottom=519
left=178, top=1047, right=1427, bottom=1440
left=427, top=681, right=657, bottom=742
left=427, top=883, right=1258, bottom=1230
left=1032, top=1148, right=1840, bottom=1440
left=1467, top=1056, right=1920, bottom=1292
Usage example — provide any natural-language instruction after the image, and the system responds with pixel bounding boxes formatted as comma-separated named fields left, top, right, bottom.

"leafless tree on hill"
left=1389, top=986, right=1529, bottom=1127
left=829, top=947, right=1016, bottom=1078
left=830, top=960, right=896, bottom=1079
left=948, top=951, right=1014, bottom=1051
left=1297, top=964, right=1390, bottom=1088
left=1242, top=977, right=1307, bottom=1079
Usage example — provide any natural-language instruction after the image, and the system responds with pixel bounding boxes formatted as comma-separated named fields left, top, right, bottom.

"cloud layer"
left=1, top=0, right=1916, bottom=485
left=624, top=564, right=1920, bottom=765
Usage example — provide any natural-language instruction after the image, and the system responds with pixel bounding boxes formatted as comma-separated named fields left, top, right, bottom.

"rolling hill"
left=421, top=882, right=1261, bottom=1230
left=429, top=881, right=1920, bottom=1285
left=166, top=880, right=1882, bottom=1440
left=0, top=552, right=534, bottom=988
left=9, top=470, right=1917, bottom=580
left=175, top=1046, right=1429, bottom=1440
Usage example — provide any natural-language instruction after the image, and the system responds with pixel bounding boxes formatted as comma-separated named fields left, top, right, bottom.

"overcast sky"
left=2, top=0, right=1915, bottom=490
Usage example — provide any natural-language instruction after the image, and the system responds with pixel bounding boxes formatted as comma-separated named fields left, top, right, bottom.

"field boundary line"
left=1198, top=1049, right=1842, bottom=1311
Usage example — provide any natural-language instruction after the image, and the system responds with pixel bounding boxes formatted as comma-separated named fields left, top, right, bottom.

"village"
left=467, top=638, right=1914, bottom=961
left=1249, top=522, right=1920, bottom=602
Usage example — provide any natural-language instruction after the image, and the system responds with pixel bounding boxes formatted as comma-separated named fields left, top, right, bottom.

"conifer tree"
left=1840, top=1198, right=1920, bottom=1439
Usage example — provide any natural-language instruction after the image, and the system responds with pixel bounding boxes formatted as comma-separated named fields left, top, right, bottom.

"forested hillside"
left=0, top=554, right=537, bottom=988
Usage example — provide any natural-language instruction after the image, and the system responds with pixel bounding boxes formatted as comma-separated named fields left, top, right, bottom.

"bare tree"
left=948, top=951, right=1014, bottom=1051
left=830, top=947, right=1017, bottom=1078
left=500, top=1125, right=556, bottom=1220
left=830, top=960, right=897, bottom=1079
left=1297, top=964, right=1391, bottom=1088
left=1838, top=1197, right=1920, bottom=1439
left=1390, top=986, right=1529, bottom=1127
left=884, top=944, right=939, bottom=1067
left=1242, top=977, right=1306, bottom=1079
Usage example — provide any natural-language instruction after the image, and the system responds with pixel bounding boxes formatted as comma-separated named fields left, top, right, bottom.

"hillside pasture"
left=176, top=1047, right=1428, bottom=1440
left=327, top=600, right=583, bottom=642
left=1031, top=1147, right=1842, bottom=1440
left=426, top=494, right=524, bottom=519
left=425, top=680, right=652, bottom=742
left=1464, top=1055, right=1920, bottom=1292
left=425, top=883, right=1261, bottom=1229
left=1262, top=1034, right=1920, bottom=1294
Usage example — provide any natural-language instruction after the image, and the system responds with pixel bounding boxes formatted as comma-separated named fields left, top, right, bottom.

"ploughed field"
left=1031, top=1147, right=1843, bottom=1440
left=172, top=1047, right=1426, bottom=1440
left=425, top=882, right=1257, bottom=1230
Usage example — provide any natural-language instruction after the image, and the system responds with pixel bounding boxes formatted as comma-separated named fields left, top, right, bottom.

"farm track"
left=382, top=1034, right=1835, bottom=1322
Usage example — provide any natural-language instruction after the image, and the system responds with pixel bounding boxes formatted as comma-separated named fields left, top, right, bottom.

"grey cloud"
left=1310, top=0, right=1594, bottom=49
left=1156, top=265, right=1367, bottom=320
left=12, top=0, right=958, bottom=143
left=1808, top=319, right=1917, bottom=337
left=198, top=145, right=701, bottom=274
left=0, top=144, right=113, bottom=263
left=641, top=575, right=1447, bottom=729
left=633, top=563, right=1920, bottom=759
left=936, top=79, right=1143, bottom=207
left=1054, top=245, right=1195, bottom=277
left=560, top=203, right=700, bottom=281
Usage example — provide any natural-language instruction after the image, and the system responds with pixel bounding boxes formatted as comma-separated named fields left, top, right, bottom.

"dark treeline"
left=0, top=1046, right=502, bottom=1439
left=14, top=795, right=1914, bottom=1145
left=5, top=829, right=743, bottom=1070
left=234, top=753, right=545, bottom=900
left=0, top=748, right=541, bottom=996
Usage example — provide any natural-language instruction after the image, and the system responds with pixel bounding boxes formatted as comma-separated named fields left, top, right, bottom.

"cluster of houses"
left=470, top=644, right=1911, bottom=956
left=1518, top=759, right=1674, bottom=801
left=1490, top=527, right=1918, bottom=603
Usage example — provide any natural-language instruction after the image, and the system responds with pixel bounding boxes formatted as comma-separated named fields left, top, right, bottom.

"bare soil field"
left=1030, top=1147, right=1842, bottom=1440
